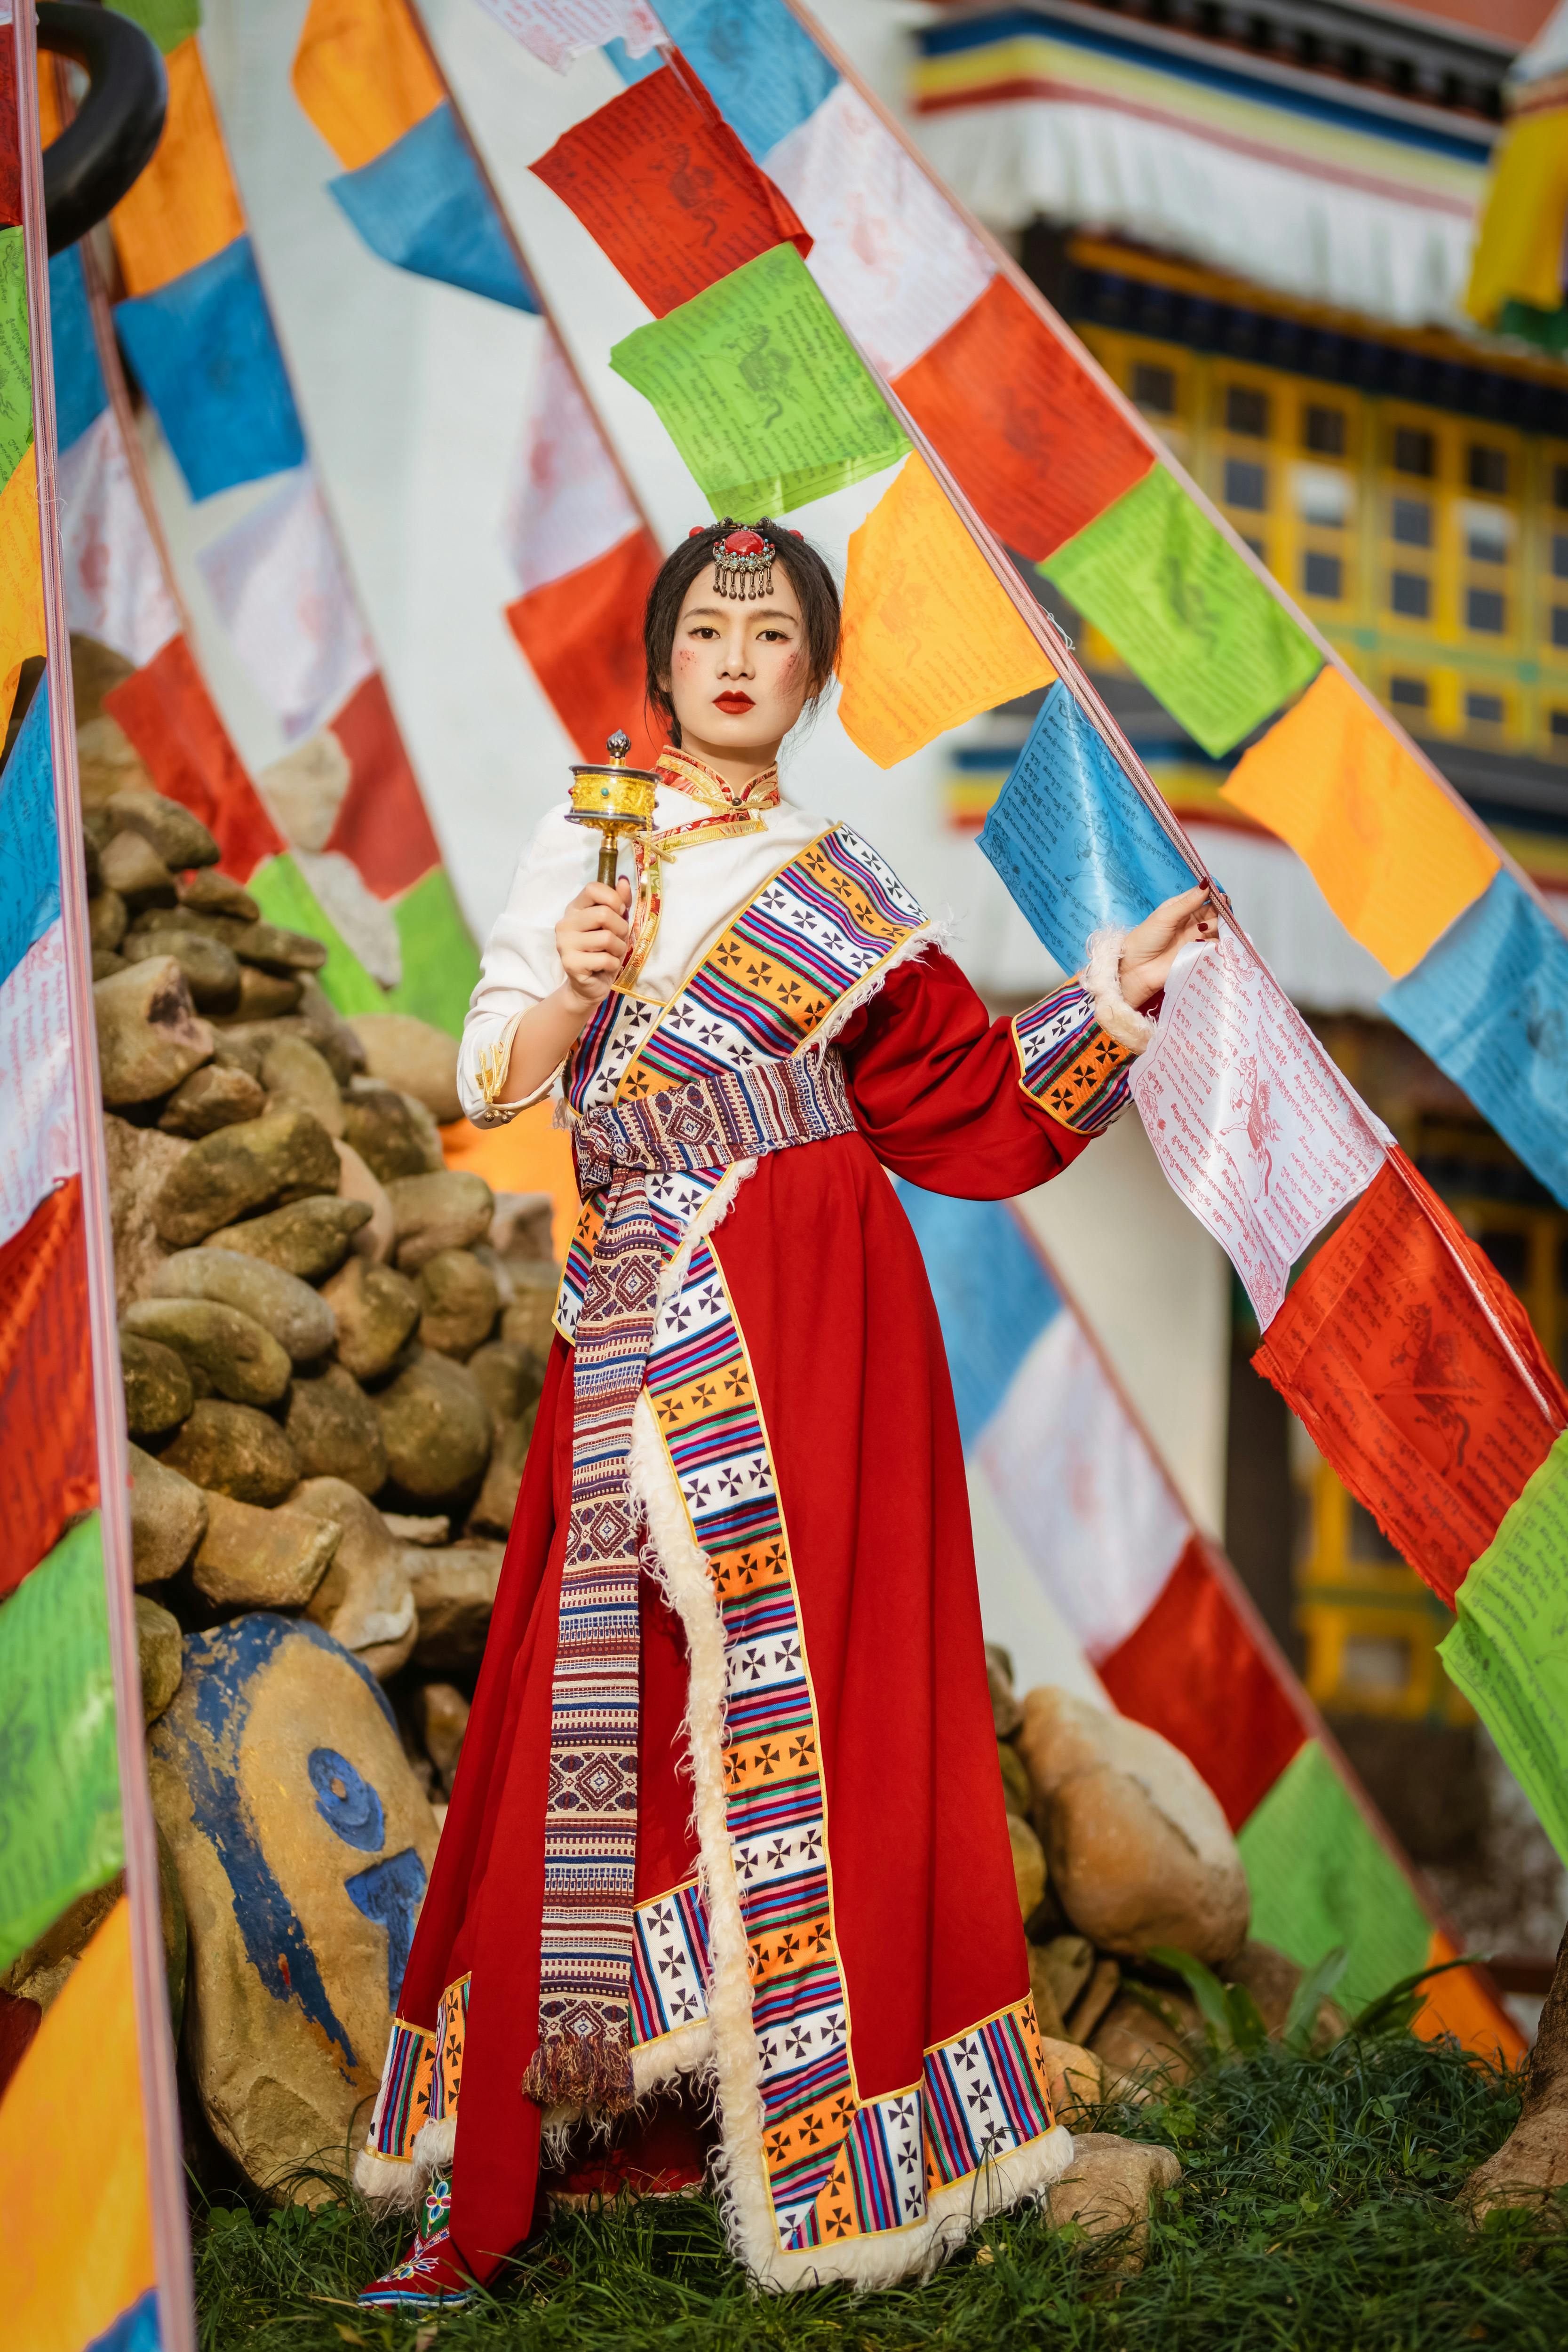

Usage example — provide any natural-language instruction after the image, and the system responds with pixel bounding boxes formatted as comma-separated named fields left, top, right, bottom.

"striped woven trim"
left=1012, top=981, right=1137, bottom=1136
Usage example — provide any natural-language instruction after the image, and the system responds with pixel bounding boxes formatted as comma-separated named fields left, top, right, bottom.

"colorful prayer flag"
left=104, top=631, right=284, bottom=880
left=837, top=454, right=1054, bottom=769
left=115, top=234, right=306, bottom=501
left=767, top=81, right=994, bottom=380
left=195, top=463, right=376, bottom=744
left=1252, top=1152, right=1568, bottom=1607
left=610, top=241, right=909, bottom=517
left=506, top=527, right=663, bottom=768
left=1441, top=1432, right=1568, bottom=1869
left=329, top=100, right=538, bottom=310
left=108, top=36, right=246, bottom=298
left=471, top=0, right=662, bottom=77
left=1130, top=932, right=1388, bottom=1329
left=1043, top=464, right=1321, bottom=757
left=0, top=921, right=77, bottom=1249
left=652, top=0, right=838, bottom=162
left=532, top=59, right=810, bottom=320
left=977, top=678, right=1194, bottom=975
left=0, top=1516, right=122, bottom=1972
left=893, top=276, right=1154, bottom=564
left=0, top=226, right=32, bottom=486
left=56, top=407, right=183, bottom=670
left=0, top=440, right=45, bottom=722
left=48, top=245, right=108, bottom=451
left=0, top=674, right=58, bottom=981
left=1382, top=870, right=1568, bottom=1216
left=291, top=0, right=445, bottom=169
left=0, top=1180, right=96, bottom=1605
left=320, top=668, right=444, bottom=899
left=1221, top=665, right=1499, bottom=979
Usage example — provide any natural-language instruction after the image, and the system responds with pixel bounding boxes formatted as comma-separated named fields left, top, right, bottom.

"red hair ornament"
left=685, top=519, right=803, bottom=601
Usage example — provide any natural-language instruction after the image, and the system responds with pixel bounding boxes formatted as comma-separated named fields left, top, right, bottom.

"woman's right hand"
left=557, top=879, right=632, bottom=1007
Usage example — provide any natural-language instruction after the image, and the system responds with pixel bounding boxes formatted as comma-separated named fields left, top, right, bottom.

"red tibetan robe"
left=358, top=762, right=1141, bottom=2290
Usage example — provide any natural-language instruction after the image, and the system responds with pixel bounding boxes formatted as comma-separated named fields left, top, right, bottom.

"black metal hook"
left=37, top=1, right=167, bottom=254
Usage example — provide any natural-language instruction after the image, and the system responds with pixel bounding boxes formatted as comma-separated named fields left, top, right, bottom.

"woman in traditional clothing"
left=357, top=520, right=1212, bottom=2305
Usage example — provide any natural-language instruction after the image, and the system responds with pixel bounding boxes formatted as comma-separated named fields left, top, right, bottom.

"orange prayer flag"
left=1412, top=1930, right=1524, bottom=2064
left=292, top=0, right=444, bottom=172
left=1253, top=1150, right=1568, bottom=1608
left=0, top=441, right=44, bottom=731
left=891, top=276, right=1154, bottom=564
left=110, top=38, right=246, bottom=299
left=0, top=1899, right=159, bottom=2352
left=505, top=528, right=664, bottom=771
left=1220, top=665, right=1498, bottom=979
left=837, top=454, right=1055, bottom=770
left=531, top=60, right=811, bottom=319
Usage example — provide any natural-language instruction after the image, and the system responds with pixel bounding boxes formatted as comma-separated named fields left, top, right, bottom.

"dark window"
left=1390, top=572, right=1430, bottom=619
left=1466, top=588, right=1505, bottom=633
left=1132, top=361, right=1176, bottom=413
left=1468, top=444, right=1508, bottom=495
left=1479, top=1229, right=1528, bottom=1288
left=1552, top=534, right=1568, bottom=580
left=1224, top=458, right=1267, bottom=510
left=1347, top=1501, right=1400, bottom=1564
left=1393, top=426, right=1434, bottom=477
left=1225, top=386, right=1269, bottom=437
left=1553, top=607, right=1568, bottom=648
left=1556, top=462, right=1568, bottom=510
left=1389, top=675, right=1428, bottom=708
left=1392, top=498, right=1431, bottom=547
left=1552, top=708, right=1568, bottom=737
left=1304, top=404, right=1345, bottom=456
left=1241, top=536, right=1265, bottom=560
left=1465, top=691, right=1504, bottom=725
left=1467, top=520, right=1507, bottom=564
left=1303, top=551, right=1342, bottom=599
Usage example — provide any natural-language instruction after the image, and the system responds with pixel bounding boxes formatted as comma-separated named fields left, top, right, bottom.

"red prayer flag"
left=1253, top=1151, right=1568, bottom=1607
left=323, top=668, right=442, bottom=900
left=0, top=35, right=20, bottom=230
left=104, top=633, right=282, bottom=880
left=891, top=276, right=1154, bottom=564
left=1097, top=1537, right=1308, bottom=1829
left=530, top=57, right=811, bottom=319
left=506, top=526, right=664, bottom=770
left=0, top=1179, right=97, bottom=1602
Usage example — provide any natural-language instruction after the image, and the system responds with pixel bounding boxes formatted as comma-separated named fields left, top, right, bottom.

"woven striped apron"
left=521, top=1049, right=856, bottom=2110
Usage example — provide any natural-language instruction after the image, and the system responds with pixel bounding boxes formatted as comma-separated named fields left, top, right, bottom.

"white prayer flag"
left=0, top=924, right=79, bottom=1250
left=502, top=325, right=641, bottom=596
left=1130, top=933, right=1388, bottom=1329
left=766, top=82, right=994, bottom=380
left=196, top=466, right=375, bottom=745
left=56, top=409, right=181, bottom=670
left=977, top=1311, right=1190, bottom=1662
left=471, top=0, right=662, bottom=74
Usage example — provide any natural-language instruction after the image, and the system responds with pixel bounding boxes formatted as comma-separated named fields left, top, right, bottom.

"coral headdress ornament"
left=687, top=518, right=799, bottom=601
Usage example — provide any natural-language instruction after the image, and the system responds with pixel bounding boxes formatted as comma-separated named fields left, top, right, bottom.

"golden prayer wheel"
left=567, top=730, right=659, bottom=887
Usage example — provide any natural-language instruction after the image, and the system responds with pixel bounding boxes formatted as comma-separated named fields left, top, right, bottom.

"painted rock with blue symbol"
left=147, top=1613, right=438, bottom=2201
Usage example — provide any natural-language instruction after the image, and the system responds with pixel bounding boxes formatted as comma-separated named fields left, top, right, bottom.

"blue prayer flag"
left=329, top=103, right=538, bottom=314
left=1383, top=869, right=1568, bottom=1213
left=897, top=1186, right=1059, bottom=1451
left=48, top=248, right=107, bottom=453
left=653, top=0, right=838, bottom=161
left=115, top=236, right=305, bottom=501
left=0, top=675, right=57, bottom=990
left=978, top=681, right=1195, bottom=975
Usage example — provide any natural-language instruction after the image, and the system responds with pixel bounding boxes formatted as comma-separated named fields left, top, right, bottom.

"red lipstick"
left=713, top=691, right=754, bottom=714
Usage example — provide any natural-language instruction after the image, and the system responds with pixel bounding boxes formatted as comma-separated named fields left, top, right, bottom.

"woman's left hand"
left=1119, top=884, right=1218, bottom=1009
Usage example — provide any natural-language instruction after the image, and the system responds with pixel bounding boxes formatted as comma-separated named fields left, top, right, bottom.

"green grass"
left=193, top=2033, right=1568, bottom=2352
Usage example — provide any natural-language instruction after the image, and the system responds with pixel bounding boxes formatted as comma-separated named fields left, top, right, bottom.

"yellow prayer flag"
left=0, top=1899, right=159, bottom=2352
left=1465, top=109, right=1568, bottom=328
left=0, top=441, right=45, bottom=733
left=292, top=0, right=445, bottom=173
left=837, top=455, right=1055, bottom=770
left=1220, top=665, right=1499, bottom=978
left=111, top=39, right=246, bottom=299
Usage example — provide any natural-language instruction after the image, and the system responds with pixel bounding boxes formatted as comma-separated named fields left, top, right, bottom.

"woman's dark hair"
left=643, top=519, right=841, bottom=748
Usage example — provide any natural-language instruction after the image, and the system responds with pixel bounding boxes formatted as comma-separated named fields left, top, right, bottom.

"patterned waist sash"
left=524, top=1049, right=856, bottom=2111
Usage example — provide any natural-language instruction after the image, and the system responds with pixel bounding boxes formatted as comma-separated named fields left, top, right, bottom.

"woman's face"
left=664, top=560, right=812, bottom=760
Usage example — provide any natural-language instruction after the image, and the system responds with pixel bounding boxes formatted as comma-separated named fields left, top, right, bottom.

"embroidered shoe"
left=358, top=2172, right=475, bottom=2310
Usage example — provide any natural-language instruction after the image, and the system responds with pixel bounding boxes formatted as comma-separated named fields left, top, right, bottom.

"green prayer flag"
left=0, top=1514, right=124, bottom=1976
left=1238, top=1740, right=1430, bottom=2018
left=1441, top=1431, right=1568, bottom=1871
left=389, top=864, right=481, bottom=1039
left=610, top=243, right=909, bottom=518
left=0, top=228, right=32, bottom=494
left=108, top=0, right=203, bottom=56
left=1043, top=466, right=1321, bottom=758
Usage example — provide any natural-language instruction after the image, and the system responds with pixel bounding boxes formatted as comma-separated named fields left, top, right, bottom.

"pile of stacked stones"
left=989, top=1656, right=1344, bottom=2109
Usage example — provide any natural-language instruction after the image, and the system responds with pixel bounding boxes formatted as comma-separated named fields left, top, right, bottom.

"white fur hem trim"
left=353, top=2145, right=420, bottom=2212
left=655, top=1162, right=755, bottom=1308
left=804, top=919, right=947, bottom=1056
left=1083, top=929, right=1155, bottom=1054
left=628, top=1390, right=1072, bottom=2291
